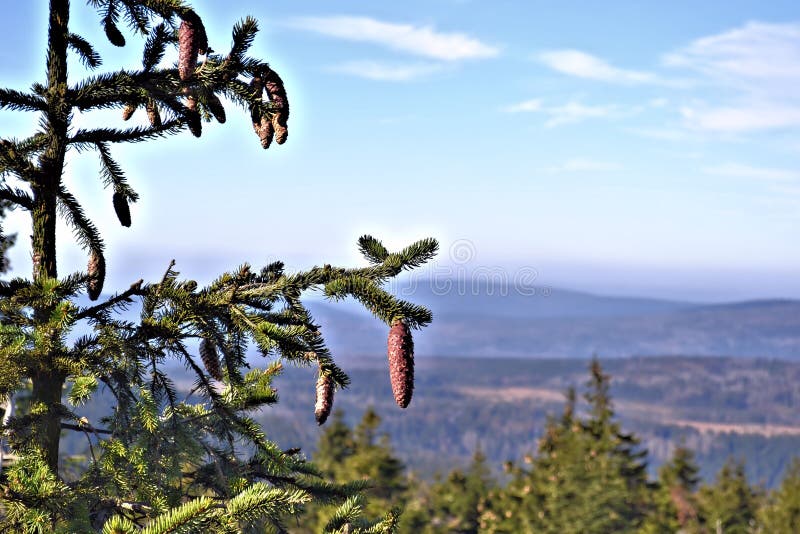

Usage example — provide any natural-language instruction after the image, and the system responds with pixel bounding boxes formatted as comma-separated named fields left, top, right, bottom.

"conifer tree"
left=0, top=2, right=437, bottom=531
left=484, top=360, right=650, bottom=533
left=304, top=408, right=411, bottom=533
left=698, top=457, right=761, bottom=534
left=759, top=458, right=800, bottom=533
left=640, top=444, right=701, bottom=533
left=407, top=447, right=495, bottom=534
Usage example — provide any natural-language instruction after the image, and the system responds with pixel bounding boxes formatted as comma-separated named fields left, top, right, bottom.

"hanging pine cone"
left=387, top=319, right=414, bottom=408
left=253, top=116, right=274, bottom=149
left=263, top=68, right=289, bottom=144
left=314, top=372, right=334, bottom=425
left=178, top=19, right=198, bottom=81
left=199, top=338, right=223, bottom=381
left=122, top=103, right=136, bottom=121
left=87, top=250, right=105, bottom=301
left=146, top=101, right=161, bottom=127
left=186, top=108, right=201, bottom=138
left=104, top=20, right=125, bottom=47
left=206, top=94, right=226, bottom=124
left=112, top=191, right=131, bottom=227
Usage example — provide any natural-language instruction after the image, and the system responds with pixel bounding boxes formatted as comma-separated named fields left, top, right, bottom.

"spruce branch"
left=0, top=89, right=47, bottom=112
left=0, top=186, right=34, bottom=210
left=67, top=33, right=103, bottom=69
left=70, top=121, right=184, bottom=145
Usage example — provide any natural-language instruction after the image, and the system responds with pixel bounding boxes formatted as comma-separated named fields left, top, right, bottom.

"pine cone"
left=387, top=319, right=414, bottom=408
left=263, top=69, right=289, bottom=144
left=146, top=101, right=161, bottom=127
left=112, top=192, right=131, bottom=227
left=253, top=115, right=274, bottom=149
left=199, top=338, right=223, bottom=381
left=104, top=21, right=125, bottom=47
left=186, top=108, right=201, bottom=137
left=122, top=104, right=136, bottom=121
left=87, top=250, right=105, bottom=301
left=314, top=372, right=334, bottom=425
left=178, top=18, right=199, bottom=81
left=207, top=94, right=226, bottom=124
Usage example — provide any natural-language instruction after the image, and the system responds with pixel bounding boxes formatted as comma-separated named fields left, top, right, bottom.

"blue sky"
left=1, top=1, right=800, bottom=301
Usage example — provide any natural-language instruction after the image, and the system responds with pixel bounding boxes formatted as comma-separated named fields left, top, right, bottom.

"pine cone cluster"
left=112, top=191, right=131, bottom=227
left=314, top=371, right=334, bottom=425
left=199, top=338, right=223, bottom=381
left=387, top=319, right=414, bottom=408
left=87, top=251, right=105, bottom=301
left=249, top=68, right=290, bottom=149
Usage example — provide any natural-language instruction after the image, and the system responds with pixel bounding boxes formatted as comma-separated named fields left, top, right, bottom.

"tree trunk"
left=30, top=0, right=70, bottom=474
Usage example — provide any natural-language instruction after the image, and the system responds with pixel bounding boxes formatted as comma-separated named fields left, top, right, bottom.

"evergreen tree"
left=0, top=2, right=437, bottom=531
left=759, top=458, right=800, bottom=533
left=304, top=408, right=411, bottom=533
left=484, top=360, right=650, bottom=533
left=640, top=444, right=701, bottom=533
left=405, top=447, right=495, bottom=533
left=698, top=457, right=761, bottom=534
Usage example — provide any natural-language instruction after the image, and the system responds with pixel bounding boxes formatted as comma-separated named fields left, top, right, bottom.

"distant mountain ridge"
left=307, top=281, right=800, bottom=360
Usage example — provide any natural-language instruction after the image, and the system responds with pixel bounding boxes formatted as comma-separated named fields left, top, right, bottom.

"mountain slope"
left=307, top=284, right=800, bottom=359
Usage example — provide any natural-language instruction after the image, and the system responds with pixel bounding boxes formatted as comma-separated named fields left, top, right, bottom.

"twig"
left=75, top=279, right=144, bottom=320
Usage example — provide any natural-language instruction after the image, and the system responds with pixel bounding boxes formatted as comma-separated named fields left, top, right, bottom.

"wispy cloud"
left=503, top=99, right=622, bottom=127
left=542, top=159, right=623, bottom=173
left=665, top=21, right=800, bottom=132
left=703, top=163, right=800, bottom=182
left=545, top=102, right=619, bottom=127
left=501, top=99, right=542, bottom=113
left=287, top=16, right=499, bottom=61
left=664, top=21, right=800, bottom=90
left=328, top=61, right=441, bottom=81
left=680, top=104, right=800, bottom=133
left=537, top=49, right=663, bottom=85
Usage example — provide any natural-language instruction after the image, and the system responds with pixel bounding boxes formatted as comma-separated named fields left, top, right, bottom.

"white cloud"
left=665, top=21, right=800, bottom=132
left=544, top=102, right=619, bottom=127
left=537, top=49, right=662, bottom=85
left=542, top=159, right=623, bottom=173
left=502, top=99, right=542, bottom=113
left=328, top=61, right=441, bottom=81
left=703, top=163, right=800, bottom=182
left=503, top=99, right=622, bottom=127
left=664, top=21, right=800, bottom=90
left=287, top=16, right=499, bottom=61
left=680, top=104, right=800, bottom=133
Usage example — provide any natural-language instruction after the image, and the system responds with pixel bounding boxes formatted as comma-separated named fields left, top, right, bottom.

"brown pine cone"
left=199, top=338, right=223, bottom=381
left=122, top=104, right=136, bottom=121
left=146, top=101, right=161, bottom=127
left=253, top=115, right=274, bottom=149
left=87, top=251, right=105, bottom=301
left=178, top=18, right=199, bottom=81
left=314, top=372, right=334, bottom=425
left=387, top=319, right=414, bottom=408
left=263, top=69, right=289, bottom=144
left=112, top=192, right=131, bottom=227
left=206, top=94, right=226, bottom=124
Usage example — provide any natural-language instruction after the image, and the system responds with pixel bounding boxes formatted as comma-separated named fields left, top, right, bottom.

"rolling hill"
left=307, top=282, right=800, bottom=359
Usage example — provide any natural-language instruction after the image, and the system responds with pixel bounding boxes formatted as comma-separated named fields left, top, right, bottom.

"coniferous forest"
left=2, top=1, right=800, bottom=533
left=298, top=360, right=800, bottom=533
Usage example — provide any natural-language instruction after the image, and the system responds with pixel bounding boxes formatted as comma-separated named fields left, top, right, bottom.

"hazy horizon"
left=3, top=0, right=799, bottom=303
